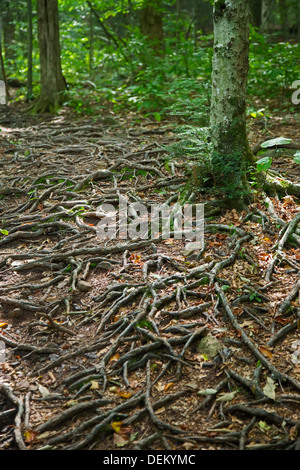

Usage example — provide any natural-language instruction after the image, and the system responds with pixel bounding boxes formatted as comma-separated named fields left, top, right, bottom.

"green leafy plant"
left=248, top=27, right=300, bottom=106
left=256, top=137, right=300, bottom=173
left=294, top=151, right=300, bottom=164
left=256, top=156, right=272, bottom=173
left=249, top=292, right=261, bottom=302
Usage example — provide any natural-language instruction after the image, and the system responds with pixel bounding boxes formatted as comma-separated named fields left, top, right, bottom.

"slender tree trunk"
left=260, top=0, right=275, bottom=32
left=0, top=42, right=6, bottom=87
left=27, top=0, right=33, bottom=101
left=89, top=7, right=94, bottom=80
left=0, top=1, right=3, bottom=82
left=0, top=0, right=8, bottom=99
left=210, top=0, right=255, bottom=206
left=31, top=0, right=66, bottom=113
left=278, top=0, right=288, bottom=36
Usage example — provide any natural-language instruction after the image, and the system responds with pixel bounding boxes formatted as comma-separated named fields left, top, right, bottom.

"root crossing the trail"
left=0, top=108, right=299, bottom=451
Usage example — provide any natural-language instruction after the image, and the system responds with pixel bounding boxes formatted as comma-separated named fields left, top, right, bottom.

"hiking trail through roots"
left=0, top=106, right=299, bottom=450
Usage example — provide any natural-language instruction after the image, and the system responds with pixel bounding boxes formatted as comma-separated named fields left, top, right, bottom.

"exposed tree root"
left=0, top=111, right=299, bottom=451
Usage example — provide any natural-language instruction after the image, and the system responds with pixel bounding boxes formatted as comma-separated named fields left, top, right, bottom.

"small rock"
left=49, top=354, right=60, bottom=362
left=182, top=249, right=194, bottom=257
left=18, top=379, right=30, bottom=391
left=77, top=280, right=92, bottom=292
left=97, top=261, right=115, bottom=271
left=197, top=333, right=223, bottom=359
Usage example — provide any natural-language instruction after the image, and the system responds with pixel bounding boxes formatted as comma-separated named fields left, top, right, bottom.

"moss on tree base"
left=25, top=92, right=64, bottom=114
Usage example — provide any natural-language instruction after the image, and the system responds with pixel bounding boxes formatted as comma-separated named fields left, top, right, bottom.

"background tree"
left=260, top=0, right=275, bottom=32
left=29, top=0, right=66, bottom=113
left=26, top=0, right=33, bottom=101
left=0, top=0, right=7, bottom=83
left=193, top=0, right=213, bottom=38
left=2, top=1, right=15, bottom=64
left=89, top=6, right=94, bottom=80
left=139, top=0, right=164, bottom=53
left=0, top=0, right=298, bottom=115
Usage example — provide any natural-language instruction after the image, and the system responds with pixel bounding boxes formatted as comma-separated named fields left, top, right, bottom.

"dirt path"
left=0, top=105, right=299, bottom=451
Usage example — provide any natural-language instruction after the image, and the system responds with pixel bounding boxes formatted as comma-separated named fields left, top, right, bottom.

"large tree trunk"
left=32, top=0, right=66, bottom=113
left=210, top=0, right=255, bottom=207
left=2, top=0, right=15, bottom=66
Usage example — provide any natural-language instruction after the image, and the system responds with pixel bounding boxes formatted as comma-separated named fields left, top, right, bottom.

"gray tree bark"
left=210, top=0, right=255, bottom=206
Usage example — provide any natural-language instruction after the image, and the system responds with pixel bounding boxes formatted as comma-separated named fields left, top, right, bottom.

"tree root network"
left=0, top=107, right=299, bottom=451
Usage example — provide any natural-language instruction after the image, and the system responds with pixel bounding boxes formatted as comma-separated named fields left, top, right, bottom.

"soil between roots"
left=0, top=105, right=299, bottom=451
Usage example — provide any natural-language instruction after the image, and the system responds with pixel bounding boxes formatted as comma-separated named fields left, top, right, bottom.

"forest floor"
left=0, top=101, right=299, bottom=451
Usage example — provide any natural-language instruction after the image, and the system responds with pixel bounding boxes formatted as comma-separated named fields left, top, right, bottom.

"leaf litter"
left=0, top=106, right=299, bottom=451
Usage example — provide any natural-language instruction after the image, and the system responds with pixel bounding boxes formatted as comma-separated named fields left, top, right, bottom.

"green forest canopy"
left=1, top=0, right=299, bottom=118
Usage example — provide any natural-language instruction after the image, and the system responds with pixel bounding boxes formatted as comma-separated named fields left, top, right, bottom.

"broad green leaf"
left=256, top=156, right=272, bottom=172
left=258, top=420, right=271, bottom=431
left=261, top=137, right=292, bottom=148
left=222, top=285, right=230, bottom=291
left=152, top=112, right=161, bottom=122
left=294, top=151, right=300, bottom=164
left=216, top=390, right=239, bottom=402
left=250, top=108, right=265, bottom=118
left=200, top=354, right=208, bottom=361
